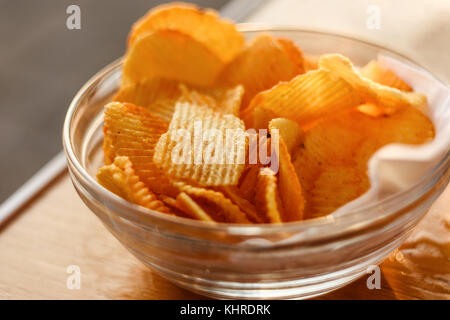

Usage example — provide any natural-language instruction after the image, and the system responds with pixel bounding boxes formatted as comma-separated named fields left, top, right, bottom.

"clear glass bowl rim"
left=62, top=24, right=450, bottom=239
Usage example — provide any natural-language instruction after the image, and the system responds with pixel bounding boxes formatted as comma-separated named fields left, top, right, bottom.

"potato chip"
left=303, top=53, right=319, bottom=72
left=154, top=102, right=247, bottom=186
left=97, top=156, right=172, bottom=213
left=355, top=106, right=435, bottom=170
left=114, top=78, right=181, bottom=122
left=243, top=69, right=362, bottom=129
left=176, top=183, right=250, bottom=223
left=269, top=118, right=304, bottom=155
left=103, top=102, right=177, bottom=195
left=219, top=186, right=263, bottom=223
left=319, top=54, right=427, bottom=115
left=254, top=168, right=284, bottom=223
left=179, top=83, right=244, bottom=116
left=127, top=3, right=244, bottom=63
left=360, top=60, right=412, bottom=92
left=292, top=110, right=370, bottom=197
left=308, top=165, right=370, bottom=219
left=269, top=119, right=305, bottom=221
left=122, top=30, right=224, bottom=87
left=237, top=165, right=260, bottom=201
left=176, top=192, right=215, bottom=222
left=219, top=34, right=304, bottom=109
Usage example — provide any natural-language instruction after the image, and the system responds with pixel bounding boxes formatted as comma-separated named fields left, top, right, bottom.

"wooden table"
left=0, top=0, right=449, bottom=300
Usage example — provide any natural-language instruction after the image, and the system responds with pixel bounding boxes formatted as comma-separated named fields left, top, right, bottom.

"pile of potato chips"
left=97, top=3, right=435, bottom=223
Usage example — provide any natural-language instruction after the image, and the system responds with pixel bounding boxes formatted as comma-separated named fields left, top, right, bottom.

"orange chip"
left=175, top=183, right=250, bottom=223
left=243, top=69, right=362, bottom=129
left=237, top=165, right=260, bottom=201
left=154, top=102, right=247, bottom=186
left=128, top=3, right=244, bottom=63
left=319, top=54, right=427, bottom=115
left=269, top=118, right=304, bottom=155
left=292, top=111, right=371, bottom=202
left=303, top=53, right=319, bottom=72
left=103, top=102, right=177, bottom=196
left=114, top=78, right=181, bottom=122
left=355, top=106, right=435, bottom=170
left=176, top=192, right=215, bottom=222
left=219, top=34, right=304, bottom=109
left=219, top=186, right=263, bottom=223
left=360, top=60, right=412, bottom=92
left=179, top=83, right=244, bottom=116
left=254, top=168, right=284, bottom=223
left=122, top=30, right=224, bottom=87
left=97, top=156, right=172, bottom=214
left=269, top=119, right=305, bottom=221
left=308, top=165, right=370, bottom=219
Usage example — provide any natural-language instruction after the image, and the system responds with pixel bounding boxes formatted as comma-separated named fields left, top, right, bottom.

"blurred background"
left=0, top=0, right=230, bottom=203
left=0, top=0, right=449, bottom=204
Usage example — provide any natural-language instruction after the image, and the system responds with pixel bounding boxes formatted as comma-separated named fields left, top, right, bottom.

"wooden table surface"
left=1, top=0, right=449, bottom=300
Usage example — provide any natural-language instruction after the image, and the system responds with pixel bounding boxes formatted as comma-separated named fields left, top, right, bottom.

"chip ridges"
left=97, top=156, right=172, bottom=213
left=153, top=102, right=247, bottom=186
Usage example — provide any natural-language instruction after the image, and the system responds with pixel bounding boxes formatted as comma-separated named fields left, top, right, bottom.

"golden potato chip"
left=303, top=53, right=319, bottom=72
left=97, top=156, right=172, bottom=214
left=308, top=165, right=370, bottom=219
left=319, top=54, right=427, bottom=115
left=176, top=192, right=215, bottom=222
left=254, top=168, right=283, bottom=223
left=292, top=110, right=371, bottom=195
left=113, top=78, right=181, bottom=122
left=219, top=34, right=304, bottom=109
left=175, top=183, right=250, bottom=223
left=154, top=102, right=247, bottom=186
left=237, top=165, right=260, bottom=201
left=269, top=118, right=304, bottom=155
left=103, top=102, right=177, bottom=195
left=361, top=60, right=412, bottom=92
left=243, top=69, right=362, bottom=129
left=127, top=3, right=244, bottom=63
left=219, top=186, right=263, bottom=223
left=269, top=119, right=305, bottom=221
left=179, top=83, right=244, bottom=116
left=122, top=30, right=224, bottom=87
left=355, top=106, right=435, bottom=170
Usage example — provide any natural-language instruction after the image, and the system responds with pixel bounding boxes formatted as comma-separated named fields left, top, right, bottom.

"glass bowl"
left=62, top=25, right=450, bottom=299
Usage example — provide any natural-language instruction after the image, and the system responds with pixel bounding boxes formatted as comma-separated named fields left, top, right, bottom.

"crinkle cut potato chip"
left=127, top=2, right=244, bottom=64
left=219, top=34, right=304, bottom=109
left=219, top=186, right=263, bottom=223
left=179, top=84, right=244, bottom=116
left=269, top=119, right=305, bottom=221
left=319, top=54, right=427, bottom=115
left=244, top=69, right=362, bottom=129
left=355, top=106, right=435, bottom=170
left=175, top=183, right=250, bottom=223
left=175, top=192, right=215, bottom=222
left=114, top=78, right=181, bottom=122
left=361, top=60, right=412, bottom=92
left=254, top=168, right=284, bottom=223
left=122, top=29, right=224, bottom=87
left=308, top=165, right=370, bottom=219
left=97, top=156, right=172, bottom=214
left=103, top=102, right=177, bottom=196
left=293, top=108, right=434, bottom=218
left=154, top=102, right=246, bottom=186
